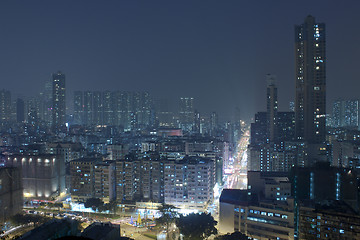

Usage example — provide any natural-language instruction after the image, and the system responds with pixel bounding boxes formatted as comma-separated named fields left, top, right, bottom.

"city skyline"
left=2, top=1, right=360, bottom=239
left=0, top=1, right=359, bottom=121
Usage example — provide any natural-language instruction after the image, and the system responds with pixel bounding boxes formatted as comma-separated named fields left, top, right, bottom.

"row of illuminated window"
left=248, top=209, right=288, bottom=219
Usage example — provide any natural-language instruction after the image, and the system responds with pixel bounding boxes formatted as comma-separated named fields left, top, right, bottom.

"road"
left=224, top=126, right=250, bottom=190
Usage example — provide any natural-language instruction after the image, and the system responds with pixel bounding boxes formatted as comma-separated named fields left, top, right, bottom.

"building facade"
left=70, top=158, right=102, bottom=202
left=295, top=15, right=326, bottom=143
left=299, top=200, right=360, bottom=239
left=6, top=154, right=65, bottom=199
left=164, top=156, right=214, bottom=210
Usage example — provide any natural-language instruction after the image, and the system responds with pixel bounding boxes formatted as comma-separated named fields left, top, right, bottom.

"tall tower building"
left=52, top=71, right=66, bottom=132
left=92, top=91, right=103, bottom=125
left=16, top=98, right=25, bottom=123
left=295, top=15, right=326, bottom=143
left=73, top=91, right=83, bottom=125
left=103, top=91, right=114, bottom=126
left=44, top=78, right=53, bottom=125
left=332, top=99, right=360, bottom=129
left=179, top=97, right=194, bottom=133
left=0, top=90, right=11, bottom=123
left=266, top=74, right=278, bottom=142
left=83, top=91, right=93, bottom=126
left=210, top=112, right=218, bottom=136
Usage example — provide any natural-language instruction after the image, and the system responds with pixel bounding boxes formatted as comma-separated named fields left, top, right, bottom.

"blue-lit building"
left=290, top=162, right=359, bottom=238
left=332, top=99, right=360, bottom=129
left=219, top=189, right=295, bottom=239
left=299, top=200, right=360, bottom=239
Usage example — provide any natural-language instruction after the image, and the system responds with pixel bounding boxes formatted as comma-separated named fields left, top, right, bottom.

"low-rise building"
left=6, top=154, right=65, bottom=199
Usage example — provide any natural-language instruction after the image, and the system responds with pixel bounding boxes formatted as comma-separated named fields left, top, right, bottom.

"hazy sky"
left=0, top=1, right=359, bottom=122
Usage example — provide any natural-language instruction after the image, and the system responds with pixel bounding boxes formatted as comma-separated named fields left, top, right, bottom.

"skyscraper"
left=92, top=91, right=103, bottom=125
left=0, top=90, right=11, bottom=123
left=266, top=74, right=278, bottom=142
left=73, top=91, right=83, bottom=125
left=103, top=91, right=114, bottom=125
left=44, top=78, right=53, bottom=125
left=52, top=71, right=66, bottom=132
left=16, top=98, right=25, bottom=123
left=179, top=97, right=194, bottom=133
left=295, top=15, right=326, bottom=143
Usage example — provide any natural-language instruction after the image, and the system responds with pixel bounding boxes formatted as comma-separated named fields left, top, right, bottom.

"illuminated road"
left=224, top=125, right=250, bottom=189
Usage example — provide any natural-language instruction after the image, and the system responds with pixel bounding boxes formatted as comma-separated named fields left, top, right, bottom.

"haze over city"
left=1, top=1, right=360, bottom=240
left=0, top=1, right=359, bottom=121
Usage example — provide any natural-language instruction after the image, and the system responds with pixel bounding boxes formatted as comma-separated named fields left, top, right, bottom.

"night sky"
left=0, top=1, right=359, bottom=122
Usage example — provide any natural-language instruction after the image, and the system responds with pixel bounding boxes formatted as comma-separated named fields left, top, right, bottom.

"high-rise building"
left=27, top=96, right=42, bottom=125
left=16, top=98, right=25, bottom=123
left=299, top=200, right=360, bottom=239
left=0, top=90, right=11, bottom=123
left=295, top=15, right=326, bottom=143
left=73, top=91, right=83, bottom=125
left=73, top=90, right=153, bottom=129
left=70, top=158, right=102, bottom=202
left=44, top=78, right=53, bottom=125
left=116, top=154, right=163, bottom=203
left=194, top=110, right=201, bottom=134
left=209, top=112, right=218, bottom=136
left=250, top=112, right=267, bottom=146
left=94, top=161, right=116, bottom=203
left=289, top=101, right=295, bottom=112
left=103, top=91, right=114, bottom=125
left=52, top=71, right=66, bottom=132
left=277, top=112, right=295, bottom=141
left=179, top=97, right=194, bottom=133
left=266, top=74, right=278, bottom=142
left=164, top=156, right=214, bottom=210
left=332, top=99, right=360, bottom=129
left=133, top=92, right=152, bottom=129
left=219, top=189, right=295, bottom=239
left=155, top=98, right=175, bottom=127
left=92, top=91, right=103, bottom=125
left=83, top=91, right=93, bottom=126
